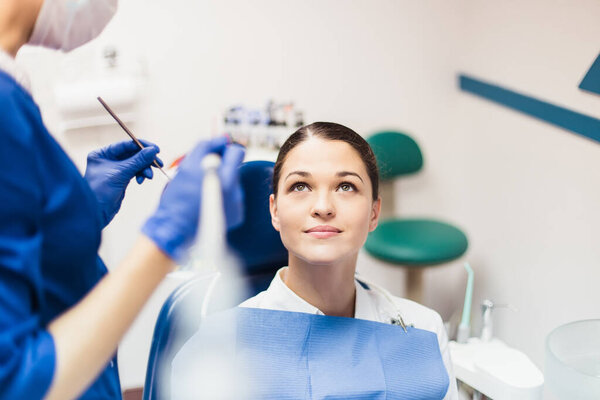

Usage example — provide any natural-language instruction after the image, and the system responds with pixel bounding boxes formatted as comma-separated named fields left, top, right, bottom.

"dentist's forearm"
left=45, top=235, right=174, bottom=400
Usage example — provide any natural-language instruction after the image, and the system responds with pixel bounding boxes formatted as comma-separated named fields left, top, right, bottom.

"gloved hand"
left=142, top=137, right=245, bottom=262
left=84, top=140, right=163, bottom=228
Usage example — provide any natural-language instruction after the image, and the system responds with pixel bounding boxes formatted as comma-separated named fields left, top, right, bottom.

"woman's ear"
left=368, top=197, right=381, bottom=232
left=269, top=194, right=281, bottom=232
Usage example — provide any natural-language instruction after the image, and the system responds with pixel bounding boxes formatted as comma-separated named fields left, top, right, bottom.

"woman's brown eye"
left=294, top=184, right=306, bottom=191
left=339, top=183, right=354, bottom=192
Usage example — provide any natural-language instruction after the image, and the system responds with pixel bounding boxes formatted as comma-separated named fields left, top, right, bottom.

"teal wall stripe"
left=579, top=54, right=600, bottom=96
left=459, top=74, right=600, bottom=144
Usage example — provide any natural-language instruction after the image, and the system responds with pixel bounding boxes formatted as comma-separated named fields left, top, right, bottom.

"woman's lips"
left=305, top=225, right=342, bottom=239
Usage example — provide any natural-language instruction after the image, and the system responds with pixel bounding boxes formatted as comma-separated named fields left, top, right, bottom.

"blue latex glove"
left=84, top=139, right=163, bottom=228
left=142, top=137, right=245, bottom=261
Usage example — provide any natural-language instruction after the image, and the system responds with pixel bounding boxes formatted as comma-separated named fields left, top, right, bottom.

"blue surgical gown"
left=0, top=69, right=121, bottom=399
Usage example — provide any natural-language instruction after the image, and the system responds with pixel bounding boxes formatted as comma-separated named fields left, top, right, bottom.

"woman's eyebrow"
left=284, top=170, right=364, bottom=183
left=284, top=171, right=311, bottom=181
left=336, top=171, right=364, bottom=183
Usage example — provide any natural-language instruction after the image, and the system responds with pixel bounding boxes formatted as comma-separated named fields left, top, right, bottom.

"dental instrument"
left=170, top=153, right=252, bottom=399
left=480, top=299, right=495, bottom=342
left=97, top=96, right=171, bottom=180
left=457, top=262, right=474, bottom=343
left=353, top=273, right=410, bottom=333
left=480, top=300, right=516, bottom=342
left=183, top=152, right=248, bottom=317
left=197, top=153, right=226, bottom=317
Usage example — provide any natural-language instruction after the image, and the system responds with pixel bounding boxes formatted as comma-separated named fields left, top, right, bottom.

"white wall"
left=17, top=0, right=600, bottom=394
left=447, top=0, right=600, bottom=383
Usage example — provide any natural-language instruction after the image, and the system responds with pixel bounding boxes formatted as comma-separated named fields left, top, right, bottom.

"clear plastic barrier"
left=545, top=319, right=600, bottom=400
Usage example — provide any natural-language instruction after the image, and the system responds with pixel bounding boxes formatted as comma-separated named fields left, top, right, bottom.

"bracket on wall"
left=458, top=74, right=600, bottom=145
left=579, top=53, right=600, bottom=96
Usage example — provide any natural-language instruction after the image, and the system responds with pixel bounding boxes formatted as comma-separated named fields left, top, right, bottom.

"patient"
left=173, top=122, right=457, bottom=399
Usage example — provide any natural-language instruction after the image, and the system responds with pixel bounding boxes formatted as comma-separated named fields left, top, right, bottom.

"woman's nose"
left=311, top=193, right=335, bottom=218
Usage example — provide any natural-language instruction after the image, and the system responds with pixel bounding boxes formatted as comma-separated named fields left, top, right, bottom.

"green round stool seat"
left=365, top=219, right=468, bottom=266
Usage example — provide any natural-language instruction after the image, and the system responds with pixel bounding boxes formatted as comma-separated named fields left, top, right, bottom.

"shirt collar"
left=0, top=48, right=32, bottom=93
left=354, top=278, right=380, bottom=321
left=269, top=267, right=380, bottom=321
left=269, top=267, right=323, bottom=315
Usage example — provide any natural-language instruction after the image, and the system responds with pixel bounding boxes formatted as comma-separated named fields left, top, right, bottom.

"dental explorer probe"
left=97, top=96, right=171, bottom=181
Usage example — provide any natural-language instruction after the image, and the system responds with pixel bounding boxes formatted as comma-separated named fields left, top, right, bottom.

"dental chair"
left=142, top=160, right=287, bottom=400
left=365, top=131, right=468, bottom=303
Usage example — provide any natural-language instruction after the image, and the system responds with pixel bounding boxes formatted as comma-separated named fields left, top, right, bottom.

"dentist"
left=0, top=0, right=245, bottom=399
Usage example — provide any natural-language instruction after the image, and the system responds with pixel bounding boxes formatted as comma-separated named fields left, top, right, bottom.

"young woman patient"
left=173, top=122, right=457, bottom=399
left=239, top=122, right=457, bottom=399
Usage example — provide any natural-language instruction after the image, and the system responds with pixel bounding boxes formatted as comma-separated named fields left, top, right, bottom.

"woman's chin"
left=293, top=249, right=350, bottom=266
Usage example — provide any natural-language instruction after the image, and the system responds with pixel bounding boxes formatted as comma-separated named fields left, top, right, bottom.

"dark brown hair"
left=272, top=122, right=379, bottom=201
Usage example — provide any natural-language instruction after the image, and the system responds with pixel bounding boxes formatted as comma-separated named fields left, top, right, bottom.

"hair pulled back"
left=272, top=122, right=379, bottom=201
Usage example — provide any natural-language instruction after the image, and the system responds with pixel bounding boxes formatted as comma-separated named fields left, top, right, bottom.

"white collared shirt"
left=240, top=267, right=458, bottom=399
left=0, top=48, right=32, bottom=93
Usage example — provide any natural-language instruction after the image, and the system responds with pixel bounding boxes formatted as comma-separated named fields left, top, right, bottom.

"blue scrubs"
left=0, top=70, right=121, bottom=399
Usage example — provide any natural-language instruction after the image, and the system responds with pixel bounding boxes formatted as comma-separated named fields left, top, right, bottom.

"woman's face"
left=270, top=137, right=381, bottom=266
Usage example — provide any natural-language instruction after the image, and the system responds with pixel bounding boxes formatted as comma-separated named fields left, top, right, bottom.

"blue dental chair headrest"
left=143, top=160, right=288, bottom=400
left=227, top=160, right=288, bottom=274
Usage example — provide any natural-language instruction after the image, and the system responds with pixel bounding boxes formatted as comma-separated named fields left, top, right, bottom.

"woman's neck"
left=0, top=0, right=42, bottom=57
left=283, top=254, right=358, bottom=318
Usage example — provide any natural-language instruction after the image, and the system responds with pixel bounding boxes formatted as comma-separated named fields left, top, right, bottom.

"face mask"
left=28, top=0, right=118, bottom=52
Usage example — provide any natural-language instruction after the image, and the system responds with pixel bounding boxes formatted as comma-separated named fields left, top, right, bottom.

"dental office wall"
left=16, top=0, right=600, bottom=394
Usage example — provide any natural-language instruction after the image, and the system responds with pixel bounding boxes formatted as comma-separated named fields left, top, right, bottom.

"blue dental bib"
left=173, top=307, right=449, bottom=399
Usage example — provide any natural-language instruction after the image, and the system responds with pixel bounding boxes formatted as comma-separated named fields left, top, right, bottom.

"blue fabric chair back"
left=227, top=161, right=288, bottom=288
left=142, top=160, right=288, bottom=400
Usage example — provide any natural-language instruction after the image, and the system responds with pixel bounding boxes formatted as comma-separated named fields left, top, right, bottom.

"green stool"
left=365, top=131, right=468, bottom=302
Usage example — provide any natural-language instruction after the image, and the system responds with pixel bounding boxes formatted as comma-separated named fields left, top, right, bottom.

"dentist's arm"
left=46, top=237, right=172, bottom=400
left=44, top=138, right=245, bottom=400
